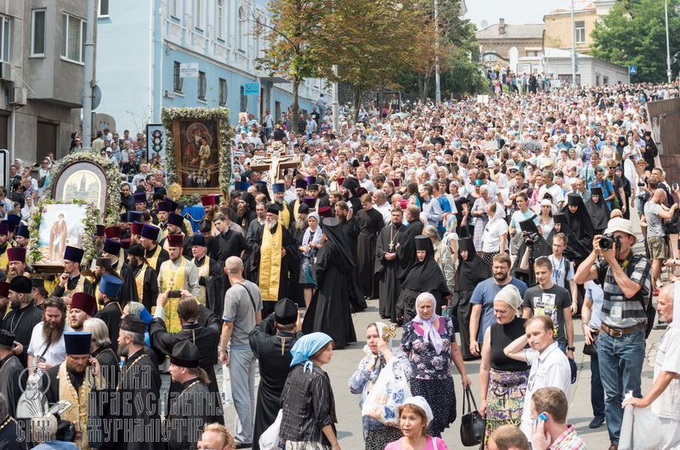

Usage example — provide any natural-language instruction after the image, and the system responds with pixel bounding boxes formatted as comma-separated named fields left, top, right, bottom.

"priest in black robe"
left=2, top=276, right=43, bottom=367
left=102, top=238, right=138, bottom=306
left=248, top=299, right=302, bottom=450
left=335, top=201, right=366, bottom=312
left=207, top=212, right=249, bottom=262
left=303, top=217, right=357, bottom=349
left=356, top=194, right=385, bottom=299
left=236, top=192, right=258, bottom=231
left=375, top=208, right=407, bottom=323
left=561, top=193, right=595, bottom=265
left=0, top=392, right=24, bottom=450
left=126, top=244, right=159, bottom=312
left=288, top=203, right=310, bottom=306
left=0, top=330, right=23, bottom=418
left=245, top=204, right=266, bottom=283
left=397, top=206, right=426, bottom=283
left=397, top=236, right=450, bottom=323
left=94, top=274, right=124, bottom=353
left=453, top=237, right=491, bottom=360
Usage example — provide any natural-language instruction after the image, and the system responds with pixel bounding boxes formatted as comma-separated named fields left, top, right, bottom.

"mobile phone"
left=538, top=413, right=548, bottom=422
left=168, top=290, right=182, bottom=298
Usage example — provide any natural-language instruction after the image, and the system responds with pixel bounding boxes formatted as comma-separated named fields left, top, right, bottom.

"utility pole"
left=332, top=65, right=339, bottom=132
left=665, top=0, right=672, bottom=83
left=434, top=0, right=441, bottom=104
left=571, top=0, right=577, bottom=87
left=82, top=0, right=96, bottom=150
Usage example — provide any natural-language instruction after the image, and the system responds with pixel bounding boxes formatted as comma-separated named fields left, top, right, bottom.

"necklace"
left=0, top=415, right=14, bottom=434
left=389, top=225, right=401, bottom=252
left=9, top=308, right=25, bottom=334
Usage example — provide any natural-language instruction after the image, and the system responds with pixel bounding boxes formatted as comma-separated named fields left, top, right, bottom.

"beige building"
left=476, top=19, right=544, bottom=64
left=544, top=0, right=615, bottom=54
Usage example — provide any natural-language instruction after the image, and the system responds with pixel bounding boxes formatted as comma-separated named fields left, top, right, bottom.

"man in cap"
left=129, top=221, right=144, bottom=246
left=52, top=246, right=93, bottom=299
left=133, top=192, right=148, bottom=211
left=13, top=225, right=29, bottom=249
left=94, top=274, right=124, bottom=352
left=574, top=217, right=652, bottom=450
left=157, top=234, right=199, bottom=333
left=271, top=182, right=293, bottom=228
left=199, top=194, right=219, bottom=237
left=190, top=234, right=222, bottom=312
left=248, top=204, right=299, bottom=315
left=340, top=177, right=361, bottom=213
left=102, top=238, right=138, bottom=305
left=0, top=329, right=23, bottom=418
left=249, top=298, right=302, bottom=450
left=42, top=331, right=105, bottom=450
left=375, top=206, right=408, bottom=322
left=289, top=179, right=308, bottom=218
left=162, top=213, right=192, bottom=258
left=154, top=200, right=172, bottom=231
left=114, top=315, right=163, bottom=450
left=166, top=341, right=223, bottom=450
left=6, top=247, right=28, bottom=281
left=27, top=297, right=70, bottom=373
left=2, top=276, right=44, bottom=366
left=126, top=244, right=158, bottom=312
left=139, top=224, right=169, bottom=271
left=69, top=293, right=97, bottom=332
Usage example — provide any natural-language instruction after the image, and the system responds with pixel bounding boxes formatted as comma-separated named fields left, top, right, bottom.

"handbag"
left=258, top=409, right=285, bottom=450
left=583, top=331, right=598, bottom=356
left=360, top=358, right=412, bottom=426
left=460, top=386, right=485, bottom=447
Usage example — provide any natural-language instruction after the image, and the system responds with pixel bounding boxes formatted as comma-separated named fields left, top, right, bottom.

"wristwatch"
left=567, top=346, right=576, bottom=352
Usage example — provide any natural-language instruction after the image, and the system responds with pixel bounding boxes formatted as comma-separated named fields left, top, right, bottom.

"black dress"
left=375, top=223, right=407, bottom=322
left=356, top=207, right=385, bottom=299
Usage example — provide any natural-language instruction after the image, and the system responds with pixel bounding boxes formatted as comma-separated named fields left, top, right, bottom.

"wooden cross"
left=249, top=150, right=301, bottom=186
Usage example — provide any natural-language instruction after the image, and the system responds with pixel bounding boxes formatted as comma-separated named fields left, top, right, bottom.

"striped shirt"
left=596, top=254, right=652, bottom=328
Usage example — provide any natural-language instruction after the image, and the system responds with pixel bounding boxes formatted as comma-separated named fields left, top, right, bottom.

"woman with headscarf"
left=585, top=187, right=608, bottom=235
left=453, top=237, right=491, bottom=360
left=303, top=218, right=357, bottom=349
left=478, top=285, right=530, bottom=448
left=349, top=322, right=412, bottom=450
left=397, top=236, right=451, bottom=324
left=279, top=332, right=341, bottom=450
left=385, top=396, right=448, bottom=450
left=401, top=292, right=471, bottom=438
left=298, top=212, right=322, bottom=308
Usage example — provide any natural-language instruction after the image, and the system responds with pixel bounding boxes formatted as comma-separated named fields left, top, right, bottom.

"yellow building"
left=544, top=0, right=614, bottom=54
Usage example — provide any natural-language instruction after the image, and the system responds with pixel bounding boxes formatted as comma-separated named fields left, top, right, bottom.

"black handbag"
left=583, top=331, right=598, bottom=356
left=460, top=386, right=485, bottom=447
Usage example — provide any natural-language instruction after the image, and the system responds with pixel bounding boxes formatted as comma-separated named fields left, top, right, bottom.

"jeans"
left=590, top=353, right=605, bottom=419
left=597, top=329, right=645, bottom=443
left=230, top=348, right=257, bottom=444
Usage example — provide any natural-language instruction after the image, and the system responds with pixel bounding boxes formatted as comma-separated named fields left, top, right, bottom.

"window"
left=217, top=0, right=225, bottom=40
left=169, top=0, right=180, bottom=18
left=219, top=78, right=227, bottom=106
left=603, top=76, right=609, bottom=86
left=61, top=14, right=86, bottom=63
left=0, top=16, right=10, bottom=62
left=173, top=61, right=183, bottom=93
left=194, top=0, right=204, bottom=30
left=238, top=7, right=245, bottom=51
left=31, top=10, right=45, bottom=57
left=240, top=85, right=248, bottom=111
left=575, top=20, right=586, bottom=44
left=198, top=71, right=206, bottom=100
left=98, top=0, right=110, bottom=17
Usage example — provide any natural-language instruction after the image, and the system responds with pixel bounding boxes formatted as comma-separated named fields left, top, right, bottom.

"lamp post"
left=434, top=0, right=441, bottom=104
left=571, top=0, right=577, bottom=87
left=665, top=0, right=672, bottom=83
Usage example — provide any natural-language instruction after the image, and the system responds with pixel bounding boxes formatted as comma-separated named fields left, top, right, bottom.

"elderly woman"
left=385, top=396, right=448, bottom=450
left=349, top=323, right=412, bottom=450
left=280, top=332, right=341, bottom=450
left=401, top=292, right=471, bottom=437
left=84, top=317, right=120, bottom=410
left=478, top=285, right=530, bottom=448
left=298, top=212, right=323, bottom=308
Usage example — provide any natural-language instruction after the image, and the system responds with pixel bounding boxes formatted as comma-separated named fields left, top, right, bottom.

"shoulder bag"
left=460, top=386, right=485, bottom=447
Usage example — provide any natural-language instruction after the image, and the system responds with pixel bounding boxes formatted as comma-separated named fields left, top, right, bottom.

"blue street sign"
left=243, top=82, right=260, bottom=95
left=629, top=66, right=637, bottom=75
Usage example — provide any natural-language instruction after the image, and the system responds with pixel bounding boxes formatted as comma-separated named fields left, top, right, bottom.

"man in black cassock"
left=356, top=194, right=385, bottom=300
left=126, top=244, right=159, bottom=312
left=245, top=202, right=266, bottom=283
left=94, top=275, right=124, bottom=353
left=113, top=315, right=164, bottom=450
left=0, top=391, right=24, bottom=450
left=375, top=208, right=407, bottom=323
left=102, top=238, right=138, bottom=306
left=288, top=203, right=310, bottom=306
left=397, top=205, right=425, bottom=284
left=207, top=212, right=249, bottom=262
left=2, top=276, right=43, bottom=367
left=0, top=330, right=23, bottom=418
left=335, top=201, right=366, bottom=312
left=249, top=298, right=302, bottom=450
left=51, top=246, right=95, bottom=298
left=190, top=234, right=224, bottom=316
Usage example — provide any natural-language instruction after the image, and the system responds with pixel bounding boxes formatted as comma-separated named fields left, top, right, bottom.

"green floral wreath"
left=28, top=200, right=98, bottom=267
left=161, top=107, right=234, bottom=201
left=43, top=152, right=122, bottom=226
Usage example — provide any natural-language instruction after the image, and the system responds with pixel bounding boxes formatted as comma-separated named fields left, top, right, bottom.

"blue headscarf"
left=290, top=332, right=333, bottom=373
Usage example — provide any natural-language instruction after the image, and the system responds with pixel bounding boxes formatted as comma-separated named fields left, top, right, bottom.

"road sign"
left=243, top=82, right=260, bottom=95
left=180, top=63, right=199, bottom=78
left=629, top=65, right=638, bottom=75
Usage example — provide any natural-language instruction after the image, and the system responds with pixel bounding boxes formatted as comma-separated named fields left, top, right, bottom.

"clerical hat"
left=303, top=197, right=317, bottom=209
left=105, top=227, right=121, bottom=238
left=307, top=184, right=319, bottom=192
left=298, top=203, right=309, bottom=215
left=0, top=222, right=8, bottom=236
left=120, top=315, right=146, bottom=334
left=130, top=222, right=144, bottom=235
left=127, top=211, right=143, bottom=223
left=295, top=179, right=308, bottom=189
left=553, top=213, right=566, bottom=225
left=157, top=201, right=172, bottom=212
left=0, top=281, right=10, bottom=297
left=191, top=234, right=206, bottom=247
left=272, top=183, right=286, bottom=194
left=64, top=246, right=84, bottom=264
left=166, top=233, right=184, bottom=248
left=274, top=298, right=298, bottom=325
left=591, top=186, right=603, bottom=197
left=235, top=182, right=251, bottom=192
left=414, top=235, right=432, bottom=252
left=96, top=257, right=112, bottom=271
left=133, top=192, right=147, bottom=204
left=64, top=332, right=92, bottom=355
left=318, top=206, right=332, bottom=218
left=170, top=340, right=200, bottom=368
left=167, top=213, right=184, bottom=228
left=70, top=292, right=97, bottom=317
left=267, top=204, right=280, bottom=215
left=140, top=224, right=160, bottom=241
left=6, top=215, right=20, bottom=230
left=9, top=276, right=32, bottom=294
left=305, top=176, right=317, bottom=185
left=567, top=193, right=582, bottom=207
left=0, top=329, right=15, bottom=347
left=103, top=238, right=122, bottom=256
left=99, top=273, right=123, bottom=299
left=7, top=247, right=26, bottom=263
left=95, top=225, right=105, bottom=237
left=127, top=244, right=144, bottom=258
left=16, top=224, right=29, bottom=239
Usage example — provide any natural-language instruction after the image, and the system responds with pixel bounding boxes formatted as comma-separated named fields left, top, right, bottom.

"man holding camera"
left=574, top=217, right=652, bottom=450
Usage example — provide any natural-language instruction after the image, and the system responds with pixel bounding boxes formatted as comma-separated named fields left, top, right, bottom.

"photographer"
left=574, top=217, right=652, bottom=450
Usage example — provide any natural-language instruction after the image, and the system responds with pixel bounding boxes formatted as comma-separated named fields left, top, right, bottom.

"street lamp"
left=434, top=0, right=441, bottom=104
left=665, top=0, right=672, bottom=82
left=571, top=0, right=577, bottom=87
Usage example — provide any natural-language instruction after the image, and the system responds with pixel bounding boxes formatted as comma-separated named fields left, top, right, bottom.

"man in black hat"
left=139, top=225, right=169, bottom=272
left=102, top=238, right=138, bottom=306
left=114, top=315, right=163, bottom=450
left=2, top=276, right=43, bottom=367
left=161, top=213, right=192, bottom=258
left=376, top=207, right=408, bottom=322
left=94, top=274, right=124, bottom=352
left=42, top=331, right=105, bottom=450
left=52, top=246, right=94, bottom=299
left=249, top=298, right=302, bottom=450
left=244, top=202, right=266, bottom=284
left=190, top=234, right=223, bottom=314
left=126, top=244, right=158, bottom=312
left=14, top=224, right=29, bottom=249
left=340, top=177, right=361, bottom=213
left=0, top=329, right=23, bottom=418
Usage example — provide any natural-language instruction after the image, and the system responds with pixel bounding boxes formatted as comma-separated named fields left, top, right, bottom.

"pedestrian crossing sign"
left=629, top=66, right=638, bottom=75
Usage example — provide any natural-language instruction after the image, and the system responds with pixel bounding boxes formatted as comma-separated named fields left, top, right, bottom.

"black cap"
left=591, top=187, right=603, bottom=196
left=553, top=213, right=566, bottom=225
left=9, top=276, right=32, bottom=294
left=267, top=204, right=280, bottom=215
left=459, top=237, right=475, bottom=253
left=0, top=329, right=15, bottom=347
left=191, top=234, right=206, bottom=247
left=120, top=315, right=146, bottom=334
left=170, top=340, right=200, bottom=368
left=127, top=243, right=144, bottom=257
left=274, top=298, right=298, bottom=325
left=567, top=193, right=581, bottom=207
left=414, top=235, right=431, bottom=251
left=64, top=332, right=92, bottom=355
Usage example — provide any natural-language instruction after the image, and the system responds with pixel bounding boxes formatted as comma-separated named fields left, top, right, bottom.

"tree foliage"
left=591, top=0, right=680, bottom=83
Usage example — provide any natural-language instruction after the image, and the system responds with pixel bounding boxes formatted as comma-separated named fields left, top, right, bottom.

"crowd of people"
left=0, top=81, right=678, bottom=450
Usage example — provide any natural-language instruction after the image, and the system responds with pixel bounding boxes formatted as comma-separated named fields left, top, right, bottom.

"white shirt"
left=27, top=322, right=73, bottom=367
left=584, top=280, right=604, bottom=329
left=651, top=327, right=680, bottom=421
left=375, top=202, right=392, bottom=224
left=520, top=342, right=571, bottom=438
left=539, top=183, right=565, bottom=206
left=482, top=217, right=508, bottom=253
left=358, top=178, right=376, bottom=192
left=548, top=255, right=574, bottom=289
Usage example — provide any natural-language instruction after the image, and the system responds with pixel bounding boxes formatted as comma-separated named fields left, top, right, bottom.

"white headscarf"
left=412, top=292, right=444, bottom=355
left=401, top=396, right=434, bottom=424
left=493, top=284, right=522, bottom=315
left=362, top=321, right=396, bottom=356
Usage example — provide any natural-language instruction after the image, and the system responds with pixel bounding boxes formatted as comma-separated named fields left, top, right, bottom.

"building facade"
left=476, top=19, right=544, bottom=64
left=543, top=0, right=616, bottom=54
left=95, top=0, right=325, bottom=136
left=0, top=0, right=85, bottom=163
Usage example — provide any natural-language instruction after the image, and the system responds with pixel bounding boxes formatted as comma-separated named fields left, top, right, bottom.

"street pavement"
left=212, top=298, right=661, bottom=449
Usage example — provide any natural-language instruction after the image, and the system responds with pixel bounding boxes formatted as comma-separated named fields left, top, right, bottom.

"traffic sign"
left=629, top=65, right=638, bottom=75
left=243, top=82, right=260, bottom=95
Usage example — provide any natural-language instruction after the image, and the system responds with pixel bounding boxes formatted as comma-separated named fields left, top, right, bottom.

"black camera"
left=524, top=231, right=540, bottom=246
left=599, top=233, right=619, bottom=250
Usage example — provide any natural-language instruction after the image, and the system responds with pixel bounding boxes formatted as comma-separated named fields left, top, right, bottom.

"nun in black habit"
left=511, top=218, right=551, bottom=286
left=453, top=237, right=491, bottom=360
left=585, top=187, right=609, bottom=235
left=396, top=236, right=451, bottom=324
left=302, top=218, right=357, bottom=349
left=561, top=193, right=595, bottom=264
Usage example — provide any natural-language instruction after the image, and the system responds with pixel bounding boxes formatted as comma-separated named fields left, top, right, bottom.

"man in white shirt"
left=373, top=190, right=391, bottom=224
left=27, top=297, right=72, bottom=373
left=504, top=315, right=572, bottom=439
left=356, top=166, right=376, bottom=192
left=547, top=233, right=579, bottom=312
left=538, top=170, right=565, bottom=208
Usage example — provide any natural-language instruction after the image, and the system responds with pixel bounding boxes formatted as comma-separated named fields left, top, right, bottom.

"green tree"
left=591, top=0, right=680, bottom=83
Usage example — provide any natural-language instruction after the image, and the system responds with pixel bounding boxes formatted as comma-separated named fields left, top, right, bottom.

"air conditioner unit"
left=8, top=86, right=27, bottom=106
left=0, top=62, right=13, bottom=82
left=164, top=89, right=175, bottom=99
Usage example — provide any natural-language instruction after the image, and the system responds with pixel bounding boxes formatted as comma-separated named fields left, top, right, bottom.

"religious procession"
left=0, top=74, right=678, bottom=450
